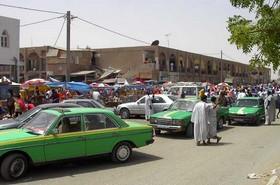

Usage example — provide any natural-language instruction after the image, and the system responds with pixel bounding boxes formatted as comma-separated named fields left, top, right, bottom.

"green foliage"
left=228, top=0, right=280, bottom=70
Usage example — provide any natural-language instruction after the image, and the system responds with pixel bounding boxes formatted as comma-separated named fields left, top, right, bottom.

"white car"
left=117, top=94, right=175, bottom=119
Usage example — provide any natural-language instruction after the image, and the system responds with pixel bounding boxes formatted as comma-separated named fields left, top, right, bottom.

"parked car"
left=0, top=103, right=81, bottom=130
left=167, top=85, right=204, bottom=98
left=116, top=94, right=174, bottom=119
left=228, top=97, right=265, bottom=124
left=62, top=99, right=117, bottom=114
left=0, top=107, right=154, bottom=181
left=149, top=98, right=229, bottom=137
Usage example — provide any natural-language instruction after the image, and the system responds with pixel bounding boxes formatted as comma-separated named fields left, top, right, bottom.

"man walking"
left=265, top=90, right=272, bottom=125
left=145, top=92, right=153, bottom=121
left=207, top=96, right=222, bottom=144
left=191, top=95, right=209, bottom=145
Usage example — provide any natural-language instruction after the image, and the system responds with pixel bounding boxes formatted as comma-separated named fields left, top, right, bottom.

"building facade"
left=0, top=16, right=23, bottom=82
left=94, top=46, right=270, bottom=85
left=20, top=46, right=95, bottom=81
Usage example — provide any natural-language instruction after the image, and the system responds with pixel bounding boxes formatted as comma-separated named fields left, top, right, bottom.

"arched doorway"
left=169, top=54, right=176, bottom=72
left=27, top=52, right=40, bottom=72
left=159, top=52, right=167, bottom=71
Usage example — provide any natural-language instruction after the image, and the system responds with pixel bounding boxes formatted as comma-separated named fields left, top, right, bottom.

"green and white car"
left=0, top=108, right=154, bottom=181
left=228, top=97, right=265, bottom=124
left=149, top=98, right=229, bottom=137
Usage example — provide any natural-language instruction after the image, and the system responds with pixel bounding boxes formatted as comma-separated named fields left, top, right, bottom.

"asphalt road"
left=3, top=119, right=280, bottom=185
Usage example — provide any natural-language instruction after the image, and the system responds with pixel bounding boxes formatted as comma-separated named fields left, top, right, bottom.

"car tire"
left=154, top=129, right=161, bottom=135
left=185, top=122, right=194, bottom=138
left=120, top=108, right=130, bottom=119
left=1, top=153, right=28, bottom=181
left=217, top=117, right=225, bottom=129
left=112, top=142, right=132, bottom=163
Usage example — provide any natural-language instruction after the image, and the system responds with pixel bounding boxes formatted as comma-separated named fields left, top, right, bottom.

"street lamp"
left=165, top=33, right=171, bottom=48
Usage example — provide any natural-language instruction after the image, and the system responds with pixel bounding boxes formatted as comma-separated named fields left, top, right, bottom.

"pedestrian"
left=265, top=90, right=272, bottom=125
left=276, top=93, right=280, bottom=119
left=191, top=95, right=209, bottom=146
left=145, top=92, right=153, bottom=121
left=237, top=89, right=246, bottom=99
left=207, top=96, right=222, bottom=144
left=271, top=89, right=276, bottom=122
left=6, top=89, right=15, bottom=117
left=14, top=94, right=26, bottom=117
left=27, top=100, right=35, bottom=110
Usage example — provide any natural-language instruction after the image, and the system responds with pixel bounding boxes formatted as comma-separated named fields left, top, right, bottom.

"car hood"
left=119, top=102, right=136, bottom=107
left=0, top=119, right=20, bottom=130
left=229, top=107, right=259, bottom=115
left=0, top=129, right=39, bottom=144
left=151, top=110, right=192, bottom=120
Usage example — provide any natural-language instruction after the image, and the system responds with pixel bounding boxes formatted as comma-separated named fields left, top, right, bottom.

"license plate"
left=234, top=118, right=244, bottom=122
left=156, top=125, right=171, bottom=129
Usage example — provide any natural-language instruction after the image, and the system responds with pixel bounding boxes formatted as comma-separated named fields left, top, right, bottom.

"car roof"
left=238, top=97, right=262, bottom=100
left=44, top=107, right=112, bottom=116
left=37, top=103, right=81, bottom=109
left=63, top=99, right=94, bottom=102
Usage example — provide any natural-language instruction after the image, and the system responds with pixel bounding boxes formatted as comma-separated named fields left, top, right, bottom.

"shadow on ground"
left=0, top=151, right=162, bottom=184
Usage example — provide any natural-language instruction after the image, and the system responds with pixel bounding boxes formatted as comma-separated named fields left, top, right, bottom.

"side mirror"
left=49, top=128, right=59, bottom=135
left=137, top=101, right=140, bottom=104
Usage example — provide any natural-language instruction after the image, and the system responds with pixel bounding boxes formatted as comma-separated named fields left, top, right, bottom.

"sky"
left=0, top=0, right=256, bottom=64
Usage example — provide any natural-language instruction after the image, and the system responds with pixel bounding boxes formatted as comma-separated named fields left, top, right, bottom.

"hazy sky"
left=0, top=0, right=255, bottom=64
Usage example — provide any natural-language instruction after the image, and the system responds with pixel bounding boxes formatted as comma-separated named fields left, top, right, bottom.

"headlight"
left=172, top=120, right=183, bottom=125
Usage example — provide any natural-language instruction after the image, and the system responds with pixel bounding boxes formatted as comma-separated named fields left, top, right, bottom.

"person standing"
left=6, top=89, right=15, bottom=117
left=265, top=90, right=272, bottom=125
left=207, top=96, right=222, bottom=144
left=191, top=95, right=209, bottom=145
left=145, top=93, right=153, bottom=121
left=237, top=89, right=246, bottom=99
left=276, top=93, right=280, bottom=119
left=14, top=94, right=26, bottom=117
left=271, top=90, right=276, bottom=122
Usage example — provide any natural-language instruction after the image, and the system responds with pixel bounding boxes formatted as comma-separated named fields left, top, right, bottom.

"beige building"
left=20, top=46, right=96, bottom=81
left=94, top=46, right=270, bottom=85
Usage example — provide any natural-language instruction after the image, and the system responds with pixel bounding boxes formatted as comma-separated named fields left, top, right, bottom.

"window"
left=139, top=97, right=146, bottom=104
left=57, top=116, right=81, bottom=134
left=77, top=101, right=93, bottom=108
left=1, top=30, right=8, bottom=48
left=152, top=96, right=166, bottom=103
left=84, top=114, right=117, bottom=130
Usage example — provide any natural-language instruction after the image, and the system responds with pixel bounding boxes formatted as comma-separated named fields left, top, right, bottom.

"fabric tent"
left=46, top=82, right=91, bottom=93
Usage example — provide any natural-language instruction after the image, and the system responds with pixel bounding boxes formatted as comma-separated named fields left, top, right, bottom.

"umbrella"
left=21, top=78, right=49, bottom=89
left=217, top=82, right=229, bottom=87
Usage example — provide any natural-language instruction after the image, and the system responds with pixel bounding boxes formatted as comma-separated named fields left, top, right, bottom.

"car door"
left=44, top=115, right=86, bottom=161
left=83, top=113, right=119, bottom=156
left=152, top=96, right=167, bottom=113
left=135, top=96, right=146, bottom=115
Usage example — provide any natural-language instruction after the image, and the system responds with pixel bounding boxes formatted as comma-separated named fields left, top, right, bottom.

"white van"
left=167, top=85, right=204, bottom=98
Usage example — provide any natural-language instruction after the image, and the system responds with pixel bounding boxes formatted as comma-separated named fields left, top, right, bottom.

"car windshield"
left=235, top=99, right=259, bottom=107
left=15, top=107, right=41, bottom=122
left=169, top=100, right=196, bottom=112
left=21, top=111, right=58, bottom=135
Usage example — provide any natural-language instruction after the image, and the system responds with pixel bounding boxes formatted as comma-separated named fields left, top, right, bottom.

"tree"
left=227, top=0, right=280, bottom=70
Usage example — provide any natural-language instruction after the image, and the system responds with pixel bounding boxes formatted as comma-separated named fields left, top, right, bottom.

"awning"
left=70, top=70, right=96, bottom=76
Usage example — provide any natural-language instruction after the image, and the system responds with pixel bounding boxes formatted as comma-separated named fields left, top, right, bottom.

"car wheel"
left=154, top=129, right=161, bottom=135
left=1, top=153, right=28, bottom=181
left=217, top=117, right=225, bottom=129
left=120, top=108, right=130, bottom=119
left=185, top=122, right=194, bottom=138
left=112, top=142, right=132, bottom=163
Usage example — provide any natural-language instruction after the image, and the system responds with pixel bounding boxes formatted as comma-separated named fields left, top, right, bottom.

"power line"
left=0, top=3, right=65, bottom=15
left=77, top=17, right=150, bottom=45
left=20, top=15, right=65, bottom=27
left=223, top=53, right=238, bottom=61
left=53, top=17, right=66, bottom=46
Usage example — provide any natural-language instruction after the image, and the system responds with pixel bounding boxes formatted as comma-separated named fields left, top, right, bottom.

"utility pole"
left=220, top=50, right=223, bottom=82
left=66, top=11, right=71, bottom=82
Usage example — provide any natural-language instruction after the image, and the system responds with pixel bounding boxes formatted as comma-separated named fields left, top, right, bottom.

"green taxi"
left=0, top=108, right=154, bottom=181
left=228, top=97, right=265, bottom=124
left=149, top=98, right=229, bottom=137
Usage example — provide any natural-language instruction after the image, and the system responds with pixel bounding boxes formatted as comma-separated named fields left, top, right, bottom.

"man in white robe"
left=145, top=94, right=153, bottom=120
left=271, top=90, right=276, bottom=122
left=191, top=95, right=209, bottom=145
left=265, top=91, right=272, bottom=125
